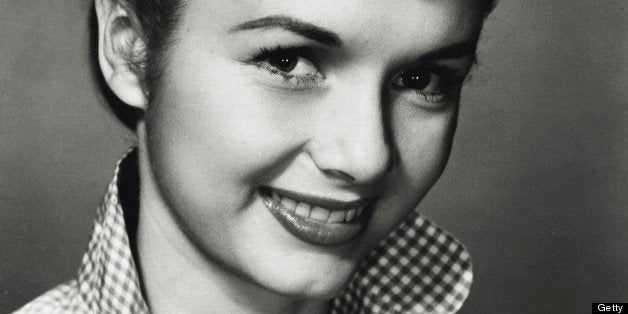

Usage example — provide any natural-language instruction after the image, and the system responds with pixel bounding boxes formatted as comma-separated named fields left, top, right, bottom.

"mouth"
left=257, top=186, right=376, bottom=247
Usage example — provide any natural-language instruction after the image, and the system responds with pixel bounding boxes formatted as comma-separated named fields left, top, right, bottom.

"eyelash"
left=252, top=45, right=323, bottom=89
left=392, top=64, right=464, bottom=105
left=250, top=45, right=465, bottom=105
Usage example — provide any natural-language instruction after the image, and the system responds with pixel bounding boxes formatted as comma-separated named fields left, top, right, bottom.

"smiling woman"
left=16, top=0, right=495, bottom=313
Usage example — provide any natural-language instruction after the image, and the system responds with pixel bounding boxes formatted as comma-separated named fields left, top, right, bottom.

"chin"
left=239, top=239, right=363, bottom=300
left=258, top=262, right=358, bottom=300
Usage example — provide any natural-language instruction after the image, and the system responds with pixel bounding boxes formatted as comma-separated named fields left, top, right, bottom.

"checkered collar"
left=76, top=149, right=473, bottom=313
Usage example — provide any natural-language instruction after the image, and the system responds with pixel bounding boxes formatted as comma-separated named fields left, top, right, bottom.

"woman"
left=18, top=0, right=496, bottom=313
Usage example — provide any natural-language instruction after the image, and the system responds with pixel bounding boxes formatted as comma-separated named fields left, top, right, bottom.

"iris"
left=399, top=68, right=430, bottom=90
left=267, top=51, right=298, bottom=72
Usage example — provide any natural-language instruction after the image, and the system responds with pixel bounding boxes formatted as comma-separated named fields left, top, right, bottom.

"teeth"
left=327, top=210, right=346, bottom=223
left=295, top=202, right=311, bottom=217
left=345, top=208, right=356, bottom=222
left=267, top=191, right=368, bottom=223
left=280, top=197, right=297, bottom=212
left=356, top=206, right=364, bottom=217
left=309, top=206, right=330, bottom=222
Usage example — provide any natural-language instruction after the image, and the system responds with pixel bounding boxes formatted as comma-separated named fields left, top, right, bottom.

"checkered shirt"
left=16, top=150, right=472, bottom=314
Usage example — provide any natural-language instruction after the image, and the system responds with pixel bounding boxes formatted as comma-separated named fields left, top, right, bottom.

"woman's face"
left=144, top=0, right=484, bottom=298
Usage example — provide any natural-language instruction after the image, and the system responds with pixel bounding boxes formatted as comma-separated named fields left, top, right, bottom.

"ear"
left=95, top=0, right=148, bottom=109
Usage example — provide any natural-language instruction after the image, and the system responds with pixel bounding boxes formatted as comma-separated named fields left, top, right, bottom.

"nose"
left=307, top=77, right=392, bottom=185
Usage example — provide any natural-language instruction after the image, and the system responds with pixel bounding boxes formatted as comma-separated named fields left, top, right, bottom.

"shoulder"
left=13, top=280, right=86, bottom=314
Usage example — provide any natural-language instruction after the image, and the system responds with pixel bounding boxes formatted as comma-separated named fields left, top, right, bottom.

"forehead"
left=183, top=0, right=484, bottom=52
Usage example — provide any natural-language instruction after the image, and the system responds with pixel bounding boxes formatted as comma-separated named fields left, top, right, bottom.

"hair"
left=109, top=0, right=186, bottom=96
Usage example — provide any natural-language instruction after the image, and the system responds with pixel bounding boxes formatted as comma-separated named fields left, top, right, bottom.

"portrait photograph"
left=1, top=0, right=626, bottom=313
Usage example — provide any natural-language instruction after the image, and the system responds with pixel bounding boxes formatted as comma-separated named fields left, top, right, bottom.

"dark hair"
left=111, top=0, right=186, bottom=96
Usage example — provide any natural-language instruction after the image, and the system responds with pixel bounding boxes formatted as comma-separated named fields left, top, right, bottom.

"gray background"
left=1, top=0, right=626, bottom=313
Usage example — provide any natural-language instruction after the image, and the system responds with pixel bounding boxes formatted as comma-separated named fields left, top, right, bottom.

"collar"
left=75, top=149, right=473, bottom=313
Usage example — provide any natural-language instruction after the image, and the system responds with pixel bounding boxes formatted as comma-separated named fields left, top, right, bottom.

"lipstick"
left=258, top=187, right=374, bottom=247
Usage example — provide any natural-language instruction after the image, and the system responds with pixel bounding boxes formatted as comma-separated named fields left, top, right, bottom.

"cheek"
left=370, top=105, right=457, bottom=235
left=141, top=58, right=306, bottom=270
left=143, top=51, right=320, bottom=231
left=393, top=101, right=457, bottom=186
left=147, top=59, right=291, bottom=185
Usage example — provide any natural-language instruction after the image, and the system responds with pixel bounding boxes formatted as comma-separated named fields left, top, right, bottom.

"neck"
left=133, top=122, right=328, bottom=314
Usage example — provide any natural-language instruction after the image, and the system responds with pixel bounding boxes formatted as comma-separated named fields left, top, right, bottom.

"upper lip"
left=262, top=186, right=378, bottom=211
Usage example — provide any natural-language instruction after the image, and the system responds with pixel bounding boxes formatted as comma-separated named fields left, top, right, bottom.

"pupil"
left=269, top=52, right=297, bottom=72
left=402, top=69, right=430, bottom=89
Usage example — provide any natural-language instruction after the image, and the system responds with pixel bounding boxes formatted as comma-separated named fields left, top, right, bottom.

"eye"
left=391, top=66, right=455, bottom=104
left=266, top=51, right=298, bottom=73
left=396, top=68, right=431, bottom=90
left=258, top=48, right=320, bottom=77
left=252, top=47, right=323, bottom=89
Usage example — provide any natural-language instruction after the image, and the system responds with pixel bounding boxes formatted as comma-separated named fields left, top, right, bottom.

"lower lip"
left=258, top=191, right=368, bottom=247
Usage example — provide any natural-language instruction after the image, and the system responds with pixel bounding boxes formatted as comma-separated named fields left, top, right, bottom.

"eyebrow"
left=230, top=15, right=343, bottom=47
left=421, top=40, right=479, bottom=61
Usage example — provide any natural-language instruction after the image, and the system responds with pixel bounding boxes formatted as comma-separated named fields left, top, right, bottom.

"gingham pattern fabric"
left=16, top=150, right=472, bottom=314
left=16, top=150, right=148, bottom=314
left=329, top=214, right=472, bottom=313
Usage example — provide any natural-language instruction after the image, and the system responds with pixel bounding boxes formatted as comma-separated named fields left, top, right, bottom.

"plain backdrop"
left=1, top=0, right=626, bottom=313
